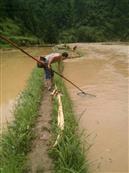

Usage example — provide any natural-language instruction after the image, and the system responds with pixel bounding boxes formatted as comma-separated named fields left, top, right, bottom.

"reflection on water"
left=0, top=47, right=51, bottom=129
left=64, top=44, right=129, bottom=173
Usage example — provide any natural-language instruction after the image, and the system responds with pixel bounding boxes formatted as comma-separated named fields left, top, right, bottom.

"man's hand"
left=58, top=61, right=63, bottom=73
left=48, top=64, right=51, bottom=69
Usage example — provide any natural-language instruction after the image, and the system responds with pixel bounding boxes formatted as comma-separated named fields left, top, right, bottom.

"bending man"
left=38, top=52, right=68, bottom=91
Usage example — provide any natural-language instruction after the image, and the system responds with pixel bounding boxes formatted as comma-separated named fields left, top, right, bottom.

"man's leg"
left=47, top=79, right=52, bottom=91
left=44, top=67, right=53, bottom=91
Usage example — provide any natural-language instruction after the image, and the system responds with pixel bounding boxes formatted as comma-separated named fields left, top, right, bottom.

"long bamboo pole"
left=0, top=34, right=96, bottom=97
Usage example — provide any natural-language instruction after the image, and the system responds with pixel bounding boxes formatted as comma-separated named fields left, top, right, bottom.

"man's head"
left=62, top=52, right=68, bottom=60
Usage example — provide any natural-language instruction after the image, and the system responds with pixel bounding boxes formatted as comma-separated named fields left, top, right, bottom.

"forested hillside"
left=0, top=0, right=129, bottom=44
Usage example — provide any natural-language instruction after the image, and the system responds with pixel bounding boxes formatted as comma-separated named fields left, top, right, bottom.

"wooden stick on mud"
left=53, top=86, right=64, bottom=147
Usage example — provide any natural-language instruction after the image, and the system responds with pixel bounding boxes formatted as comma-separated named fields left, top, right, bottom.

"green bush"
left=59, top=29, right=77, bottom=43
left=76, top=26, right=106, bottom=42
left=0, top=18, right=22, bottom=36
left=0, top=18, right=39, bottom=47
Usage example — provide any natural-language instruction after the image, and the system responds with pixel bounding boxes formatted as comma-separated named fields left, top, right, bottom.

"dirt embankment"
left=26, top=89, right=53, bottom=173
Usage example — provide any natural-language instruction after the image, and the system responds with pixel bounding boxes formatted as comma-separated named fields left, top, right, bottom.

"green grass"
left=50, top=65, right=89, bottom=173
left=1, top=63, right=89, bottom=173
left=1, top=68, right=43, bottom=173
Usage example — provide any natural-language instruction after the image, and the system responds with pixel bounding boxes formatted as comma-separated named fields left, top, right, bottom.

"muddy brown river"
left=0, top=47, right=51, bottom=129
left=64, top=43, right=129, bottom=173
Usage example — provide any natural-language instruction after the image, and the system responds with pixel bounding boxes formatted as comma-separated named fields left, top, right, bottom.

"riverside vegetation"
left=1, top=65, right=88, bottom=173
left=1, top=68, right=43, bottom=173
left=0, top=0, right=129, bottom=47
left=50, top=64, right=88, bottom=173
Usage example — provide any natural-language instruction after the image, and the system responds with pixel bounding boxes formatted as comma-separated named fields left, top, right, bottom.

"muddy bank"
left=64, top=43, right=129, bottom=172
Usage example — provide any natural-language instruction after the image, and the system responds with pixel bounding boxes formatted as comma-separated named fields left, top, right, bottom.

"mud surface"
left=64, top=43, right=129, bottom=173
left=26, top=89, right=53, bottom=173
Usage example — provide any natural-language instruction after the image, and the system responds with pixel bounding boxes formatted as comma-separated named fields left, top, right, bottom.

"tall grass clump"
left=1, top=68, right=43, bottom=173
left=51, top=65, right=89, bottom=173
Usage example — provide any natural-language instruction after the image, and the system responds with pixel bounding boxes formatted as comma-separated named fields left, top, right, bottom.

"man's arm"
left=48, top=56, right=55, bottom=69
left=58, top=58, right=64, bottom=73
left=58, top=61, right=61, bottom=73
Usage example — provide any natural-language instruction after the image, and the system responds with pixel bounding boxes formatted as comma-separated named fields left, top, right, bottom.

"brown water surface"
left=0, top=47, right=51, bottom=129
left=64, top=43, right=129, bottom=173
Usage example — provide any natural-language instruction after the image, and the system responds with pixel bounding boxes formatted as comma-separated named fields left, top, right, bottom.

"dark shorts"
left=44, top=67, right=54, bottom=79
left=41, top=57, right=54, bottom=80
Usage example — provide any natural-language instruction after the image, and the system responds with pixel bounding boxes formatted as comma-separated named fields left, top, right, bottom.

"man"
left=38, top=52, right=68, bottom=91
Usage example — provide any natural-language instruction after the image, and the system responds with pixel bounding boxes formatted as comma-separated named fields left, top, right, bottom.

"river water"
left=64, top=43, right=129, bottom=173
left=0, top=47, right=51, bottom=129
